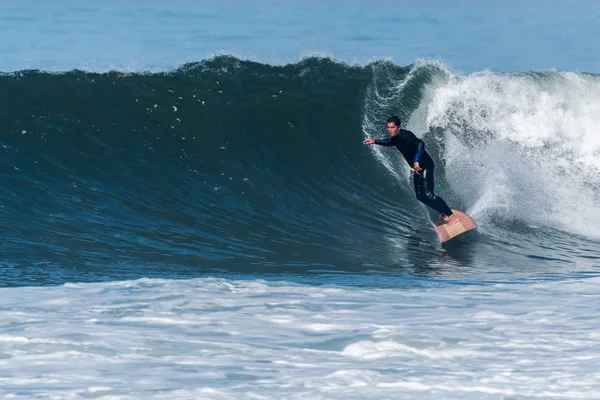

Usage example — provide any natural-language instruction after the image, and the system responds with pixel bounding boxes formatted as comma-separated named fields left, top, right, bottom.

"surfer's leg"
left=413, top=170, right=427, bottom=203
left=421, top=164, right=453, bottom=217
left=414, top=170, right=437, bottom=209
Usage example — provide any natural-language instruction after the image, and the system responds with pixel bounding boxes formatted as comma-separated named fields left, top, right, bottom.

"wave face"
left=1, top=56, right=599, bottom=286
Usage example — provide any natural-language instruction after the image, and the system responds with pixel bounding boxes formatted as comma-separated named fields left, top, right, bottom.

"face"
left=387, top=122, right=400, bottom=136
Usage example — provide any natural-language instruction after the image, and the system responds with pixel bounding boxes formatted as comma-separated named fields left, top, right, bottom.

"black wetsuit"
left=374, top=129, right=453, bottom=216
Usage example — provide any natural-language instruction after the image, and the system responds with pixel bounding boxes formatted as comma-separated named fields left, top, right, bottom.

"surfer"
left=363, top=116, right=458, bottom=225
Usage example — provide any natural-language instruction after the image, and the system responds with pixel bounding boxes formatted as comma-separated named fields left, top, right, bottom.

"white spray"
left=364, top=61, right=600, bottom=240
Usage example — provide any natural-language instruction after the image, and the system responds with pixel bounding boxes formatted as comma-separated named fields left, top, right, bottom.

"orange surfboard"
left=434, top=209, right=476, bottom=243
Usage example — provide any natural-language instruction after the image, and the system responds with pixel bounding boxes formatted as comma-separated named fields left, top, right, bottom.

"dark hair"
left=386, top=116, right=401, bottom=127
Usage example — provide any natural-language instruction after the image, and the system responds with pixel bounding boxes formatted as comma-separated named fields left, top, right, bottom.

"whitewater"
left=2, top=277, right=600, bottom=399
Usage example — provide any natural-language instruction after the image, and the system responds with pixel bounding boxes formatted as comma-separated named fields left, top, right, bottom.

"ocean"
left=1, top=1, right=600, bottom=398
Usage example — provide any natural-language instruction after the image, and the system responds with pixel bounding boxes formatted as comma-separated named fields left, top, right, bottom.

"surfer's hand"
left=363, top=138, right=375, bottom=145
left=413, top=162, right=422, bottom=174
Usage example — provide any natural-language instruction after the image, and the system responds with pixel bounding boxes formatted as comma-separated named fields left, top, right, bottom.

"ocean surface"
left=1, top=1, right=600, bottom=398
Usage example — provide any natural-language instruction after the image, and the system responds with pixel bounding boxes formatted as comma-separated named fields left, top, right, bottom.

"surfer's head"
left=386, top=116, right=401, bottom=136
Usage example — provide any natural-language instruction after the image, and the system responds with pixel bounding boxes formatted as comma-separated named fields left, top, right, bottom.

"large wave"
left=1, top=56, right=598, bottom=285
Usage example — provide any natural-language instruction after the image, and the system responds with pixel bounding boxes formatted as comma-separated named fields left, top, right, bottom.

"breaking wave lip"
left=0, top=55, right=598, bottom=286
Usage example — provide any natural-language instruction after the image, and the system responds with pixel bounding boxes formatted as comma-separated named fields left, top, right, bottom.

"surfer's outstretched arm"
left=374, top=137, right=396, bottom=146
left=363, top=137, right=395, bottom=146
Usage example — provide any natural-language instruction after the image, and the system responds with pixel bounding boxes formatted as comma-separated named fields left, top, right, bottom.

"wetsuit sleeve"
left=373, top=136, right=396, bottom=146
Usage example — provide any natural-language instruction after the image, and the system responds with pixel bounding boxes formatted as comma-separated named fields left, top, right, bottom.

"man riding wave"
left=363, top=116, right=458, bottom=225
